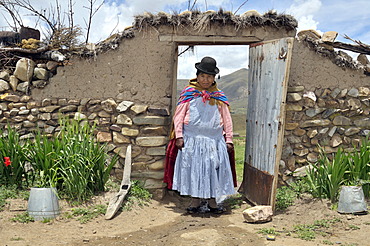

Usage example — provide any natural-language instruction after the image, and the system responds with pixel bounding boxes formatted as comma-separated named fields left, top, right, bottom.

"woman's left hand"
left=226, top=143, right=234, bottom=153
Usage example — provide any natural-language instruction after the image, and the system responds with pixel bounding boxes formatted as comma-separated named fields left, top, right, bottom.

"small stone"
left=147, top=107, right=170, bottom=116
left=347, top=88, right=359, bottom=97
left=305, top=108, right=325, bottom=117
left=293, top=128, right=306, bottom=136
left=243, top=206, right=273, bottom=223
left=322, top=108, right=339, bottom=118
left=0, top=70, right=10, bottom=81
left=101, top=98, right=117, bottom=113
left=0, top=79, right=10, bottom=92
left=287, top=93, right=302, bottom=102
left=347, top=98, right=362, bottom=110
left=286, top=104, right=303, bottom=111
left=330, top=135, right=342, bottom=147
left=146, top=147, right=166, bottom=156
left=285, top=122, right=299, bottom=130
left=307, top=129, right=318, bottom=138
left=74, top=112, right=87, bottom=120
left=116, top=114, right=133, bottom=125
left=116, top=101, right=134, bottom=112
left=328, top=126, right=337, bottom=137
left=112, top=132, right=130, bottom=144
left=330, top=88, right=341, bottom=98
left=96, top=132, right=112, bottom=142
left=339, top=89, right=348, bottom=98
left=333, top=116, right=352, bottom=126
left=358, top=87, right=370, bottom=97
left=148, top=160, right=165, bottom=170
left=33, top=67, right=50, bottom=80
left=307, top=153, right=318, bottom=162
left=354, top=118, right=370, bottom=128
left=121, top=127, right=139, bottom=136
left=321, top=31, right=338, bottom=42
left=344, top=127, right=361, bottom=136
left=136, top=136, right=168, bottom=147
left=292, top=165, right=312, bottom=177
left=302, top=91, right=316, bottom=101
left=293, top=148, right=308, bottom=156
left=287, top=86, right=304, bottom=92
left=14, top=58, right=36, bottom=82
left=131, top=104, right=148, bottom=114
left=133, top=116, right=169, bottom=126
left=300, top=119, right=330, bottom=128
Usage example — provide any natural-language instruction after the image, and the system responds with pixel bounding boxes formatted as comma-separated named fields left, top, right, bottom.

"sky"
left=0, top=0, right=369, bottom=79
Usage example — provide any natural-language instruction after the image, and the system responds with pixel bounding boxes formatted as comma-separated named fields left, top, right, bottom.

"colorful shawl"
left=177, top=80, right=229, bottom=106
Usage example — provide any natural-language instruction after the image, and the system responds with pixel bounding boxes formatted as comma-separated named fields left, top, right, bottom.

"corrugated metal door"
left=240, top=38, right=294, bottom=209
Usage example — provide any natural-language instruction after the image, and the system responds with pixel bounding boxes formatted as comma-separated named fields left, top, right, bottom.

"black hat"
left=195, top=56, right=220, bottom=75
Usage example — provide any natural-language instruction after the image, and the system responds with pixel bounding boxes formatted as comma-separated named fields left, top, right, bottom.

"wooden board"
left=105, top=145, right=132, bottom=220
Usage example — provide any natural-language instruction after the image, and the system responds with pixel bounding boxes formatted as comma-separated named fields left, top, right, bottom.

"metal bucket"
left=337, top=186, right=367, bottom=214
left=27, top=187, right=60, bottom=221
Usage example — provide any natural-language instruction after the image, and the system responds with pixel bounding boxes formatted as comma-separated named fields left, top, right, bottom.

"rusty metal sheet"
left=242, top=163, right=274, bottom=205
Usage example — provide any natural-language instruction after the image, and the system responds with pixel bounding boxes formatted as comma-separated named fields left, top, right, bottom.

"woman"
left=164, top=56, right=236, bottom=214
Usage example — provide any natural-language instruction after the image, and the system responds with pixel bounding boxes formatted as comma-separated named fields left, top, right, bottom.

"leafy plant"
left=0, top=125, right=30, bottom=187
left=71, top=204, right=107, bottom=224
left=11, top=212, right=34, bottom=223
left=292, top=218, right=341, bottom=241
left=275, top=186, right=296, bottom=211
left=27, top=117, right=118, bottom=202
left=122, top=180, right=152, bottom=210
left=257, top=227, right=280, bottom=235
left=0, top=185, right=28, bottom=211
left=305, top=146, right=348, bottom=202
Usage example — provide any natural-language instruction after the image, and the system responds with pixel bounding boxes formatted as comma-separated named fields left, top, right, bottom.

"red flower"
left=4, top=157, right=11, bottom=167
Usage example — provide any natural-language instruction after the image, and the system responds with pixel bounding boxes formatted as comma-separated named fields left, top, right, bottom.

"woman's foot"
left=208, top=205, right=225, bottom=214
left=186, top=206, right=200, bottom=214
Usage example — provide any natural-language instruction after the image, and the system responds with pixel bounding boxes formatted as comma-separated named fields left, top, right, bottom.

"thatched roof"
left=133, top=9, right=298, bottom=31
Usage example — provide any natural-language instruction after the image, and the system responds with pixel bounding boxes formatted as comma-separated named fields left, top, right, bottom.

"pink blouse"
left=173, top=101, right=233, bottom=143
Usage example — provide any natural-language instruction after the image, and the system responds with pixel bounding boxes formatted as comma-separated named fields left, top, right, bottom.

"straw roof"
left=133, top=9, right=298, bottom=31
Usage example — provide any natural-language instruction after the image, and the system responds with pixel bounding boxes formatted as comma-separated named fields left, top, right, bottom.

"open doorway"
left=176, top=45, right=248, bottom=184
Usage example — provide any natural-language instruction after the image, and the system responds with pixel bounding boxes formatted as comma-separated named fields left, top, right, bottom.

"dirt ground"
left=0, top=190, right=369, bottom=246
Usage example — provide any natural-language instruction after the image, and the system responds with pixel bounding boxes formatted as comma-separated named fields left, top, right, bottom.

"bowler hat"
left=195, top=56, right=219, bottom=75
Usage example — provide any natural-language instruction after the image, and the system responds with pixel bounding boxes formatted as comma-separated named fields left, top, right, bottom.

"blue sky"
left=0, top=0, right=369, bottom=78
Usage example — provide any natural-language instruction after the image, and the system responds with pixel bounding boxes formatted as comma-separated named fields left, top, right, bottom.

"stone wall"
left=0, top=58, right=171, bottom=189
left=281, top=84, right=370, bottom=182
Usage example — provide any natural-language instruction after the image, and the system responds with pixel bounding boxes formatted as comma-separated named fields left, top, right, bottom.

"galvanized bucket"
left=27, top=187, right=60, bottom=221
left=337, top=186, right=367, bottom=214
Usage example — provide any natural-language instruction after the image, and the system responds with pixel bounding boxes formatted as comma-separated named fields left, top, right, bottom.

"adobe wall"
left=32, top=30, right=175, bottom=106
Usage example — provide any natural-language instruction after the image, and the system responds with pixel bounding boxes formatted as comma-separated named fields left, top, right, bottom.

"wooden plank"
left=159, top=35, right=262, bottom=44
left=105, top=145, right=132, bottom=220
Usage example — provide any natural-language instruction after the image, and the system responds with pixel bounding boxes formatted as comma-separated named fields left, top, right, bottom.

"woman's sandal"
left=186, top=206, right=200, bottom=214
left=208, top=205, right=225, bottom=214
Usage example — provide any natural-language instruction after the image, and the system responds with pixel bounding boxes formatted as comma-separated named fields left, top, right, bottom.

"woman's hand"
left=176, top=137, right=184, bottom=149
left=226, top=143, right=234, bottom=153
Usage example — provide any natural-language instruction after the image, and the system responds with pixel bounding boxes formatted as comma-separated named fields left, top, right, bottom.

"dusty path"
left=0, top=191, right=369, bottom=246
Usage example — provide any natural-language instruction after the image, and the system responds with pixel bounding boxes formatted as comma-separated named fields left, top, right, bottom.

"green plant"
left=292, top=218, right=341, bottom=241
left=322, top=239, right=334, bottom=245
left=257, top=227, right=280, bottom=235
left=348, top=224, right=360, bottom=230
left=11, top=212, right=34, bottom=223
left=10, top=237, right=24, bottom=241
left=233, top=137, right=245, bottom=183
left=27, top=117, right=118, bottom=202
left=0, top=185, right=28, bottom=211
left=306, top=146, right=348, bottom=202
left=223, top=193, right=243, bottom=209
left=71, top=204, right=107, bottom=224
left=122, top=180, right=152, bottom=210
left=275, top=186, right=296, bottom=211
left=0, top=125, right=30, bottom=187
left=41, top=217, right=52, bottom=223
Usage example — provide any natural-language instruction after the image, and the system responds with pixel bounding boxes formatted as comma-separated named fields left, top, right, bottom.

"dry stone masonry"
left=281, top=85, right=370, bottom=183
left=0, top=58, right=170, bottom=189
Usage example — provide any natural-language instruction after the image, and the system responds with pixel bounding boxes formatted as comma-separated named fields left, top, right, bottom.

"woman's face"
left=197, top=73, right=215, bottom=89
